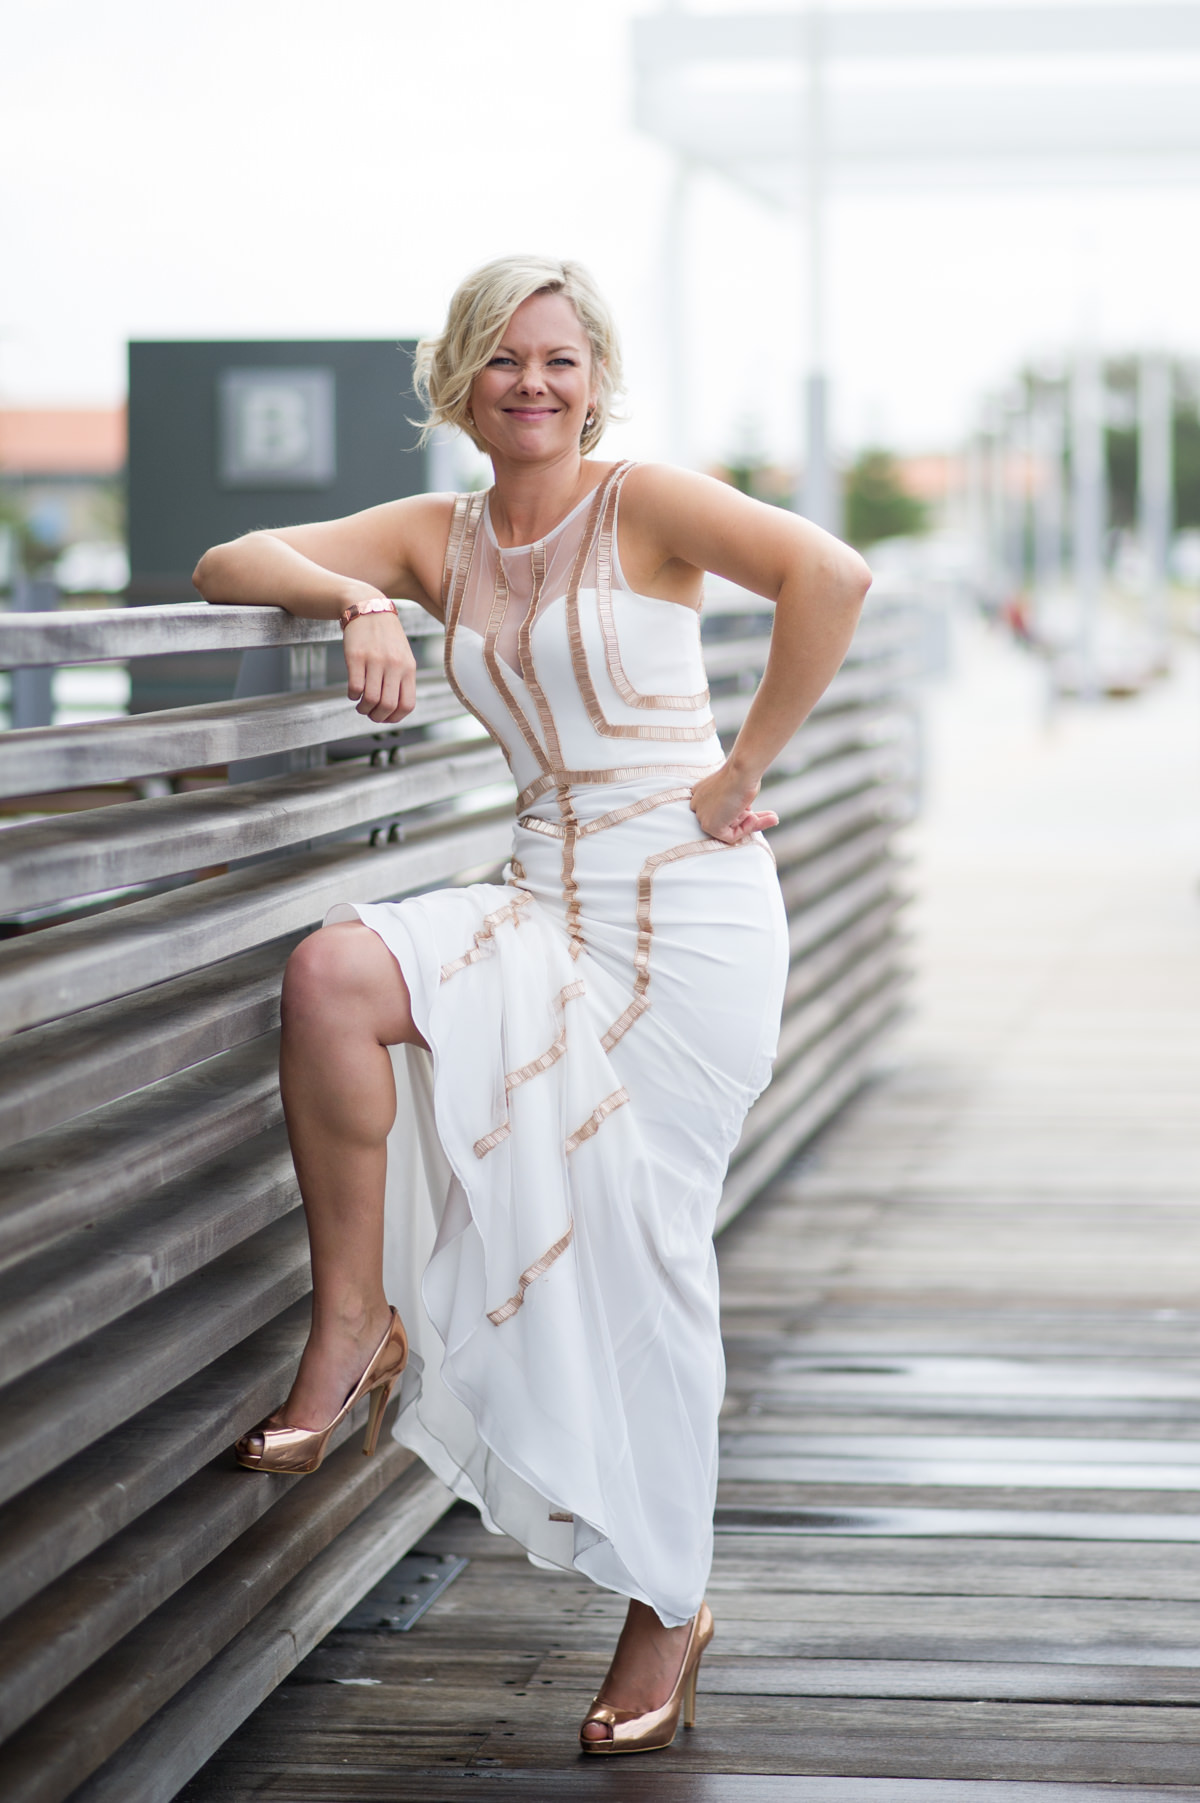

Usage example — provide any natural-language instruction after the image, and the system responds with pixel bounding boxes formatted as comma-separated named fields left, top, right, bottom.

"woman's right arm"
left=192, top=493, right=454, bottom=725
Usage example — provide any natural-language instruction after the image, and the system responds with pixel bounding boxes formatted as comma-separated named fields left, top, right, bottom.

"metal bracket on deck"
left=335, top=1551, right=468, bottom=1633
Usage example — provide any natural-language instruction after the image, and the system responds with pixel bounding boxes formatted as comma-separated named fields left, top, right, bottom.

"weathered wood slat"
left=781, top=894, right=906, bottom=1012
left=1, top=742, right=511, bottom=911
left=68, top=1461, right=455, bottom=1803
left=0, top=1391, right=392, bottom=1741
left=0, top=600, right=438, bottom=668
left=761, top=745, right=911, bottom=832
left=0, top=1124, right=296, bottom=1383
left=0, top=673, right=476, bottom=801
left=780, top=825, right=900, bottom=914
left=769, top=786, right=908, bottom=875
left=0, top=936, right=297, bottom=1150
left=2, top=1441, right=449, bottom=1803
left=774, top=943, right=905, bottom=1072
left=0, top=1302, right=309, bottom=1626
left=0, top=808, right=514, bottom=1035
left=0, top=1211, right=309, bottom=1506
left=787, top=860, right=902, bottom=959
left=0, top=1035, right=282, bottom=1271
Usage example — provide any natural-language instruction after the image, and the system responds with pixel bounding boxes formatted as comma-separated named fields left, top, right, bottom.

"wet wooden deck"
left=183, top=624, right=1200, bottom=1802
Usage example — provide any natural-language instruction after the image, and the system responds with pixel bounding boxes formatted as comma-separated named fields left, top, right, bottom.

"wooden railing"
left=0, top=581, right=917, bottom=1803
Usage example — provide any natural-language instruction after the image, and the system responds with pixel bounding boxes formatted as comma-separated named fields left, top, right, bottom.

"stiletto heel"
left=580, top=1602, right=714, bottom=1755
left=235, top=1307, right=408, bottom=1476
left=683, top=1662, right=698, bottom=1730
left=363, top=1379, right=395, bottom=1458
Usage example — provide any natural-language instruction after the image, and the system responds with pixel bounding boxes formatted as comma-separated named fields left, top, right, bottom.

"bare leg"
left=580, top=1601, right=694, bottom=1741
left=275, top=920, right=426, bottom=1430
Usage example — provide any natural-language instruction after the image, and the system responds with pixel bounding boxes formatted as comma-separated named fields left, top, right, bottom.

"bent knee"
left=282, top=921, right=418, bottom=1042
left=283, top=922, right=387, bottom=1016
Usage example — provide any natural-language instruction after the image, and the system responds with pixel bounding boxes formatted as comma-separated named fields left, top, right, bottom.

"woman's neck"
left=486, top=447, right=602, bottom=549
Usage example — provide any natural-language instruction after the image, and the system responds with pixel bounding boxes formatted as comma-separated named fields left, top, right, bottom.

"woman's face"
left=470, top=291, right=597, bottom=461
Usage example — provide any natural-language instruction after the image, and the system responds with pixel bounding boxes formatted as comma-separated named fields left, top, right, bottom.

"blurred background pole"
left=1004, top=396, right=1027, bottom=597
left=984, top=399, right=1006, bottom=598
left=965, top=428, right=986, bottom=578
left=1070, top=346, right=1104, bottom=700
left=663, top=154, right=692, bottom=467
left=8, top=573, right=58, bottom=730
left=1033, top=376, right=1065, bottom=622
left=798, top=0, right=834, bottom=529
left=1137, top=350, right=1173, bottom=667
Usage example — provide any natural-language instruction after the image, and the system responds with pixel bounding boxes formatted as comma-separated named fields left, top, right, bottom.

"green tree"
left=843, top=449, right=928, bottom=549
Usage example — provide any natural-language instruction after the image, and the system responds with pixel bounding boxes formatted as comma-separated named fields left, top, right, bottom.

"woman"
left=194, top=255, right=870, bottom=1754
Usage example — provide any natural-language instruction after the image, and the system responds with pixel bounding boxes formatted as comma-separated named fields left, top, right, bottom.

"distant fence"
left=0, top=579, right=917, bottom=1803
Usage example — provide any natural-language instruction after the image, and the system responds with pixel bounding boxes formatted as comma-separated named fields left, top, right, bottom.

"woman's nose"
left=517, top=363, right=547, bottom=393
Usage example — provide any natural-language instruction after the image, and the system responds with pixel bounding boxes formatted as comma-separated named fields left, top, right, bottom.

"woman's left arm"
left=622, top=466, right=873, bottom=843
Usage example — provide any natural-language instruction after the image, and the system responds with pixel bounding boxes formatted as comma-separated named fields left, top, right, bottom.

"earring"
left=466, top=411, right=475, bottom=426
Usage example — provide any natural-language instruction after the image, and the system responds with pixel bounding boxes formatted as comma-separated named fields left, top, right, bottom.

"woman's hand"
left=690, top=763, right=778, bottom=845
left=343, top=609, right=418, bottom=724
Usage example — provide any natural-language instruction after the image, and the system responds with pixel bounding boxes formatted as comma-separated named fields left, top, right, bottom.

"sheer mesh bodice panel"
left=441, top=461, right=721, bottom=822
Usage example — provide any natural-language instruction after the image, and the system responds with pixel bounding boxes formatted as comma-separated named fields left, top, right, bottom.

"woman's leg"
left=281, top=926, right=693, bottom=1721
left=580, top=1601, right=694, bottom=1739
left=274, top=920, right=426, bottom=1430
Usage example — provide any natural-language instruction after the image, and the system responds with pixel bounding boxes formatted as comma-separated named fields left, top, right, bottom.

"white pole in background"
left=1033, top=377, right=1065, bottom=626
left=798, top=1, right=834, bottom=528
left=1138, top=350, right=1173, bottom=668
left=663, top=156, right=692, bottom=467
left=1070, top=347, right=1105, bottom=700
left=984, top=399, right=1006, bottom=597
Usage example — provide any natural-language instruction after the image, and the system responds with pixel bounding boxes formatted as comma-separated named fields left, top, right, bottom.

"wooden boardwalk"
left=183, top=623, right=1200, bottom=1802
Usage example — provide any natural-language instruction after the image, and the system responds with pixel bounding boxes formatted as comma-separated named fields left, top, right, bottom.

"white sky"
left=5, top=0, right=1200, bottom=466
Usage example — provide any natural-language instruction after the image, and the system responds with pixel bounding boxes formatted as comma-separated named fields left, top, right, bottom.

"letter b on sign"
left=218, top=368, right=336, bottom=488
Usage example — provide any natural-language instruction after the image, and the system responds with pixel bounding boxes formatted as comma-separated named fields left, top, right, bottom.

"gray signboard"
left=128, top=339, right=427, bottom=711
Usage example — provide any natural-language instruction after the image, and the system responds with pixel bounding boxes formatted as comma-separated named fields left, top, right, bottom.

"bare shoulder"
left=618, top=461, right=865, bottom=603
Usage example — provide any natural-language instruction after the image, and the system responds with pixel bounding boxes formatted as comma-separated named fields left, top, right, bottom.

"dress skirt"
left=326, top=789, right=787, bottom=1627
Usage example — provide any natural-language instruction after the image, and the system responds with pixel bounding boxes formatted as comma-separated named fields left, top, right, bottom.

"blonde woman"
left=194, top=256, right=869, bottom=1755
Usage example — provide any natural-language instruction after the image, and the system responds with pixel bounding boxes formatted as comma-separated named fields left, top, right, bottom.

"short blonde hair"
left=414, top=255, right=626, bottom=457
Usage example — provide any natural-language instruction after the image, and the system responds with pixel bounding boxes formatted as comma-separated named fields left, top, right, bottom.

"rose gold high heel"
left=234, top=1307, right=408, bottom=1475
left=579, top=1602, right=714, bottom=1755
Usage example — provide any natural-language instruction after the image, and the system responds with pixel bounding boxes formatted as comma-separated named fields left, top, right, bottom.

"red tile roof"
left=0, top=408, right=126, bottom=476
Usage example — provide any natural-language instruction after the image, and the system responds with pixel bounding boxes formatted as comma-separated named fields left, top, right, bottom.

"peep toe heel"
left=580, top=1601, right=714, bottom=1755
left=235, top=1306, right=408, bottom=1475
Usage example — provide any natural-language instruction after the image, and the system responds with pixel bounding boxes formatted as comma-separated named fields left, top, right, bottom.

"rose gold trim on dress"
left=515, top=760, right=722, bottom=816
left=517, top=786, right=695, bottom=840
left=439, top=889, right=531, bottom=982
left=596, top=467, right=709, bottom=711
left=479, top=534, right=552, bottom=773
left=440, top=492, right=473, bottom=616
left=473, top=979, right=587, bottom=1158
left=601, top=836, right=751, bottom=1051
left=442, top=494, right=493, bottom=734
left=579, top=786, right=696, bottom=837
left=565, top=465, right=716, bottom=742
left=565, top=1085, right=630, bottom=1154
left=486, top=1221, right=575, bottom=1325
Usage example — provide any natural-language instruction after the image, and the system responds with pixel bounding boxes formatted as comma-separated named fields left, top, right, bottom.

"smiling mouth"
left=504, top=406, right=559, bottom=417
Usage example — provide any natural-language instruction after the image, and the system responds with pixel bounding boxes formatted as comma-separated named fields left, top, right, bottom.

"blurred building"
left=0, top=407, right=126, bottom=588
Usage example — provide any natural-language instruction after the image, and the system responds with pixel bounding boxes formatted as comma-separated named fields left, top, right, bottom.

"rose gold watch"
left=339, top=597, right=399, bottom=631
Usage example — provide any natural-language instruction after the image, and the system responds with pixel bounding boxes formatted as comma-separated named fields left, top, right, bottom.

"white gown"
left=327, top=461, right=788, bottom=1626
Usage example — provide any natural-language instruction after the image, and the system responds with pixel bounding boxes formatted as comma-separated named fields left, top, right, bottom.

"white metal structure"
left=633, top=3, right=1200, bottom=539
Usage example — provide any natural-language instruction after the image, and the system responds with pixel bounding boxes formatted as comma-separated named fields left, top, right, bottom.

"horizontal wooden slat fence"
left=0, top=577, right=917, bottom=1803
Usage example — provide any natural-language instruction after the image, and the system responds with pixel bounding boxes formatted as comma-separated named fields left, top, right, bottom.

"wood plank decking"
left=182, top=622, right=1200, bottom=1802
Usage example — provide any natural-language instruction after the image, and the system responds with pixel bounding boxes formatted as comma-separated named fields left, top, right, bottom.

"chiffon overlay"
left=326, top=461, right=788, bottom=1626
